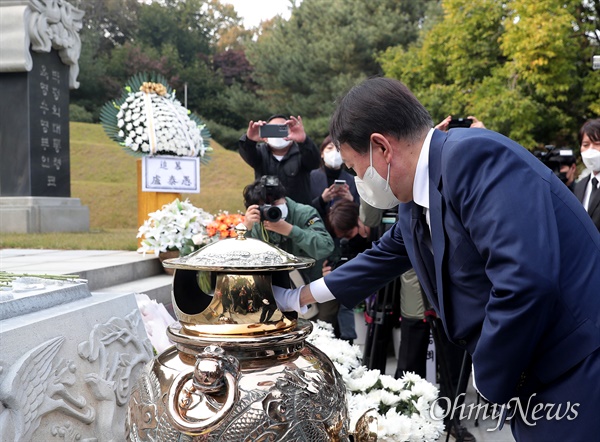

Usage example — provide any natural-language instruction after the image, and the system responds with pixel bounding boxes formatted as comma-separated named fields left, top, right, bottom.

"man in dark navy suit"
left=274, top=77, right=600, bottom=441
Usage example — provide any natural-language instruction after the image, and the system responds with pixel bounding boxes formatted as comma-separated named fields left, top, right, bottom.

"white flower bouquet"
left=137, top=198, right=214, bottom=256
left=100, top=73, right=212, bottom=160
left=307, top=321, right=445, bottom=442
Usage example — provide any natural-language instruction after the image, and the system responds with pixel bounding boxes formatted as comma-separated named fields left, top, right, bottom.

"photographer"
left=243, top=176, right=334, bottom=284
left=322, top=200, right=374, bottom=341
left=544, top=148, right=577, bottom=192
left=239, top=115, right=321, bottom=205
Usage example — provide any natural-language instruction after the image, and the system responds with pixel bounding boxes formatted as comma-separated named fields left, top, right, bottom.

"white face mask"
left=267, top=138, right=292, bottom=150
left=354, top=143, right=400, bottom=209
left=323, top=149, right=343, bottom=169
left=581, top=149, right=600, bottom=172
left=274, top=203, right=288, bottom=220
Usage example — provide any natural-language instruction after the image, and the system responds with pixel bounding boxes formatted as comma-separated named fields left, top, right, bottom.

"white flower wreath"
left=100, top=74, right=211, bottom=160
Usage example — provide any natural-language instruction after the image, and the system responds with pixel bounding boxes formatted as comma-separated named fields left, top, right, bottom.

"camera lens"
left=260, top=205, right=282, bottom=222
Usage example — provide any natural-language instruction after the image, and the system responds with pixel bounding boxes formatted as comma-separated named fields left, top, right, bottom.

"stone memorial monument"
left=0, top=278, right=153, bottom=441
left=0, top=0, right=89, bottom=233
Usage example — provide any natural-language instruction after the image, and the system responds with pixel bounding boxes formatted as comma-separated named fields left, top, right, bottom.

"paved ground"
left=1, top=248, right=516, bottom=442
left=0, top=248, right=156, bottom=275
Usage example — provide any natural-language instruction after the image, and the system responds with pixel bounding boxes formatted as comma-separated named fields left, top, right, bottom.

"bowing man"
left=273, top=77, right=600, bottom=441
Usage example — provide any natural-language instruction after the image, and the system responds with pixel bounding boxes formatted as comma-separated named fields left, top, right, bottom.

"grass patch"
left=1, top=229, right=139, bottom=250
left=4, top=122, right=254, bottom=250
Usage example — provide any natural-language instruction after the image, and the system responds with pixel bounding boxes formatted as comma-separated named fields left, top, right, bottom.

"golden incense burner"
left=126, top=225, right=361, bottom=441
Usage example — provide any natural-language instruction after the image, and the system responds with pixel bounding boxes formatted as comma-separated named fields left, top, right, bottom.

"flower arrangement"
left=137, top=198, right=214, bottom=256
left=307, top=321, right=445, bottom=442
left=100, top=73, right=212, bottom=161
left=206, top=211, right=246, bottom=241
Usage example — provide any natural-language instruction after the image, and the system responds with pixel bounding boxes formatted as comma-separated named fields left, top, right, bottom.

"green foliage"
left=70, top=104, right=94, bottom=123
left=204, top=119, right=244, bottom=151
left=380, top=0, right=600, bottom=148
left=245, top=0, right=433, bottom=121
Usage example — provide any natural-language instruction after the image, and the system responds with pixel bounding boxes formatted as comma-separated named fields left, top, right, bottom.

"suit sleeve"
left=443, top=136, right=561, bottom=404
left=324, top=222, right=413, bottom=309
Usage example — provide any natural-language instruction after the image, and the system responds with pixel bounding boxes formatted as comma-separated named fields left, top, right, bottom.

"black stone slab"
left=0, top=50, right=71, bottom=197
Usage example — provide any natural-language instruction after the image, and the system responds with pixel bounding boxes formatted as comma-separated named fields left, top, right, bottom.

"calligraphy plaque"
left=141, top=156, right=201, bottom=193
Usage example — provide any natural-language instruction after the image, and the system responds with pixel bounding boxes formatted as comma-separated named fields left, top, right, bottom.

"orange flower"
left=207, top=211, right=245, bottom=240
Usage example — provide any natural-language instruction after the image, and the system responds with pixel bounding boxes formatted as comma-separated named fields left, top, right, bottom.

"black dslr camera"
left=258, top=176, right=282, bottom=222
left=533, top=145, right=575, bottom=184
left=331, top=238, right=358, bottom=269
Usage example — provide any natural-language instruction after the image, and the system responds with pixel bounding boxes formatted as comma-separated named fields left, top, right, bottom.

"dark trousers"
left=434, top=318, right=472, bottom=425
left=395, top=317, right=430, bottom=379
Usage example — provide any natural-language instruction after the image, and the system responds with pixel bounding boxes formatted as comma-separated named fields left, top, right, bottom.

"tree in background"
left=71, top=0, right=598, bottom=151
left=379, top=0, right=600, bottom=149
left=242, top=0, right=434, bottom=140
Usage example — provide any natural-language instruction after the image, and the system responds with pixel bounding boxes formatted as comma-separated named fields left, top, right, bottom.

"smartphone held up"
left=260, top=124, right=289, bottom=138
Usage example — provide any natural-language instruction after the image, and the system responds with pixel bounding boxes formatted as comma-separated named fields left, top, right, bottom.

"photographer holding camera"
left=243, top=176, right=335, bottom=284
left=239, top=114, right=321, bottom=205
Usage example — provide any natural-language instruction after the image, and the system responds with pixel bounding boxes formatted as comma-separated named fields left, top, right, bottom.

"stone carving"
left=51, top=421, right=83, bottom=441
left=28, top=0, right=85, bottom=88
left=0, top=336, right=94, bottom=441
left=78, top=310, right=154, bottom=441
left=0, top=308, right=152, bottom=441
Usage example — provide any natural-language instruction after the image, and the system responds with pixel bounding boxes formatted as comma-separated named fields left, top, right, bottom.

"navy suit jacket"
left=325, top=128, right=600, bottom=406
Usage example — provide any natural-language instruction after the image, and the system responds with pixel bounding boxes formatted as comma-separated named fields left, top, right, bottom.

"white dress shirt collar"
left=413, top=128, right=435, bottom=211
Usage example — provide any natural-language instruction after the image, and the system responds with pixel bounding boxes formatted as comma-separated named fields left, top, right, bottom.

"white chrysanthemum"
left=117, top=119, right=124, bottom=128
left=345, top=368, right=380, bottom=392
left=410, top=378, right=439, bottom=403
left=307, top=320, right=443, bottom=442
left=118, top=130, right=124, bottom=138
left=380, top=389, right=402, bottom=406
left=380, top=374, right=406, bottom=392
left=126, top=122, right=133, bottom=132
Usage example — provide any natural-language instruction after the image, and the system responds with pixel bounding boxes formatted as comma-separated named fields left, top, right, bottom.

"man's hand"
left=272, top=286, right=307, bottom=313
left=322, top=260, right=334, bottom=277
left=263, top=219, right=293, bottom=236
left=246, top=120, right=266, bottom=142
left=285, top=116, right=307, bottom=143
left=244, top=204, right=261, bottom=230
left=468, top=115, right=486, bottom=129
left=435, top=115, right=452, bottom=132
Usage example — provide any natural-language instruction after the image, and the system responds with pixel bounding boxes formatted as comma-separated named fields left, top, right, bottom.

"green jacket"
left=248, top=197, right=334, bottom=282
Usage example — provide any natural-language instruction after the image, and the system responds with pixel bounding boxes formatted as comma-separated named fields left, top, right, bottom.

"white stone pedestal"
left=0, top=283, right=152, bottom=442
left=0, top=196, right=90, bottom=233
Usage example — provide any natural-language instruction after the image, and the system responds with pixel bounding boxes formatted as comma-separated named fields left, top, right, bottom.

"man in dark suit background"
left=573, top=118, right=600, bottom=231
left=274, top=77, right=600, bottom=441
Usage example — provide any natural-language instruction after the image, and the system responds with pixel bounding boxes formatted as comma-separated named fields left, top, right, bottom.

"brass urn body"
left=126, top=229, right=350, bottom=441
